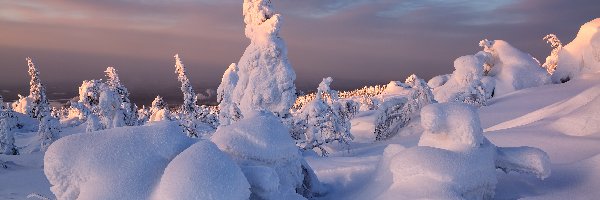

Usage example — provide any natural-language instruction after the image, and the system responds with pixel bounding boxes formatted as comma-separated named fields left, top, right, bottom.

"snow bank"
left=152, top=140, right=250, bottom=200
left=211, top=111, right=310, bottom=199
left=374, top=103, right=550, bottom=199
left=552, top=18, right=600, bottom=83
left=44, top=121, right=195, bottom=200
left=482, top=40, right=550, bottom=96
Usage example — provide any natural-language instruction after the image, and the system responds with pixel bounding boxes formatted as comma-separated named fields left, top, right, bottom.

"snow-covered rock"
left=152, top=140, right=250, bottom=200
left=552, top=18, right=600, bottom=83
left=44, top=122, right=196, bottom=200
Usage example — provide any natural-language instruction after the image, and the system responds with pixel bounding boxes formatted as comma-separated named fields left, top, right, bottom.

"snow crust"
left=44, top=122, right=195, bottom=200
left=152, top=140, right=250, bottom=200
left=552, top=18, right=600, bottom=82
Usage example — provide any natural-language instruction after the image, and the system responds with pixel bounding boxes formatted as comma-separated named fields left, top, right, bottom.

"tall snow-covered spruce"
left=229, top=0, right=296, bottom=119
left=26, top=58, right=60, bottom=151
left=217, top=63, right=241, bottom=126
left=212, top=0, right=323, bottom=199
left=173, top=54, right=199, bottom=137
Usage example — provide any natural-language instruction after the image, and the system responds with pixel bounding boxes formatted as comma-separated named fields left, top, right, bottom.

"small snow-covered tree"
left=104, top=67, right=137, bottom=126
left=217, top=63, right=242, bottom=126
left=405, top=74, right=437, bottom=109
left=148, top=95, right=172, bottom=122
left=543, top=34, right=563, bottom=74
left=0, top=95, right=18, bottom=155
left=374, top=97, right=411, bottom=141
left=137, top=105, right=150, bottom=125
left=174, top=54, right=199, bottom=138
left=294, top=77, right=354, bottom=156
left=26, top=58, right=60, bottom=151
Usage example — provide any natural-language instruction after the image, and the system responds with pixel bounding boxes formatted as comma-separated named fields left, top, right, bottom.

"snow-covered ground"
left=1, top=73, right=599, bottom=199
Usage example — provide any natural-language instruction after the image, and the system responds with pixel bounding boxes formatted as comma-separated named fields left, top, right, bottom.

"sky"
left=0, top=0, right=599, bottom=105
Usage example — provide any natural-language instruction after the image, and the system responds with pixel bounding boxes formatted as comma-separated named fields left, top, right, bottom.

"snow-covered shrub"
left=44, top=121, right=196, bottom=200
left=404, top=74, right=437, bottom=109
left=230, top=0, right=296, bottom=119
left=293, top=77, right=354, bottom=156
left=433, top=55, right=489, bottom=107
left=104, top=67, right=137, bottom=126
left=137, top=105, right=150, bottom=125
left=376, top=103, right=551, bottom=199
left=374, top=97, right=410, bottom=141
left=217, top=63, right=242, bottom=126
left=478, top=39, right=550, bottom=96
left=152, top=140, right=250, bottom=200
left=551, top=18, right=600, bottom=83
left=148, top=95, right=171, bottom=122
left=0, top=96, right=18, bottom=155
left=212, top=111, right=323, bottom=199
left=543, top=34, right=563, bottom=74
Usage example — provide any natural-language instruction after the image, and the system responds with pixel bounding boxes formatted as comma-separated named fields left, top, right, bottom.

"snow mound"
left=152, top=140, right=250, bottom=200
left=484, top=40, right=550, bottom=96
left=211, top=111, right=307, bottom=199
left=428, top=74, right=451, bottom=89
left=374, top=103, right=550, bottom=199
left=552, top=18, right=600, bottom=83
left=44, top=121, right=196, bottom=200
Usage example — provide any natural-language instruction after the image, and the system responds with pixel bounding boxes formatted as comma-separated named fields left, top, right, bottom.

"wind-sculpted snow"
left=152, top=140, right=250, bottom=200
left=552, top=18, right=600, bottom=83
left=433, top=55, right=489, bottom=106
left=44, top=122, right=196, bottom=200
left=372, top=103, right=550, bottom=199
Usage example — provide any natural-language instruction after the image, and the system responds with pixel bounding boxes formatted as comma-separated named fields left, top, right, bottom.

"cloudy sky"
left=0, top=0, right=598, bottom=104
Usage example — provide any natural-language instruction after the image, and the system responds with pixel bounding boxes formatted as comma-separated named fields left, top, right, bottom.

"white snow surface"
left=152, top=140, right=250, bottom=200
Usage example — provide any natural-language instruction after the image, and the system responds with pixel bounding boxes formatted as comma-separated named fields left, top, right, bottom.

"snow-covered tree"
left=217, top=63, right=241, bottom=126
left=374, top=97, right=411, bottom=141
left=230, top=0, right=296, bottom=120
left=293, top=77, right=353, bottom=156
left=0, top=95, right=18, bottom=155
left=137, top=105, right=150, bottom=125
left=433, top=55, right=489, bottom=107
left=148, top=95, right=171, bottom=122
left=105, top=67, right=137, bottom=126
left=404, top=74, right=437, bottom=109
left=543, top=34, right=563, bottom=74
left=25, top=58, right=60, bottom=151
left=173, top=54, right=199, bottom=138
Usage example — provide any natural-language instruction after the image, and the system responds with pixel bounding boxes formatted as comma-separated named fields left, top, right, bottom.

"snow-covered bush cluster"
left=374, top=74, right=436, bottom=140
left=373, top=103, right=550, bottom=199
left=293, top=84, right=386, bottom=112
left=291, top=77, right=354, bottom=156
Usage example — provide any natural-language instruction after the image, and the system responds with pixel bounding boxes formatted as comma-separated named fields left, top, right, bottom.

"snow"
left=433, top=55, right=488, bottom=106
left=552, top=18, right=600, bottom=83
left=152, top=140, right=250, bottom=200
left=211, top=110, right=306, bottom=199
left=44, top=121, right=196, bottom=200
left=418, top=103, right=484, bottom=152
